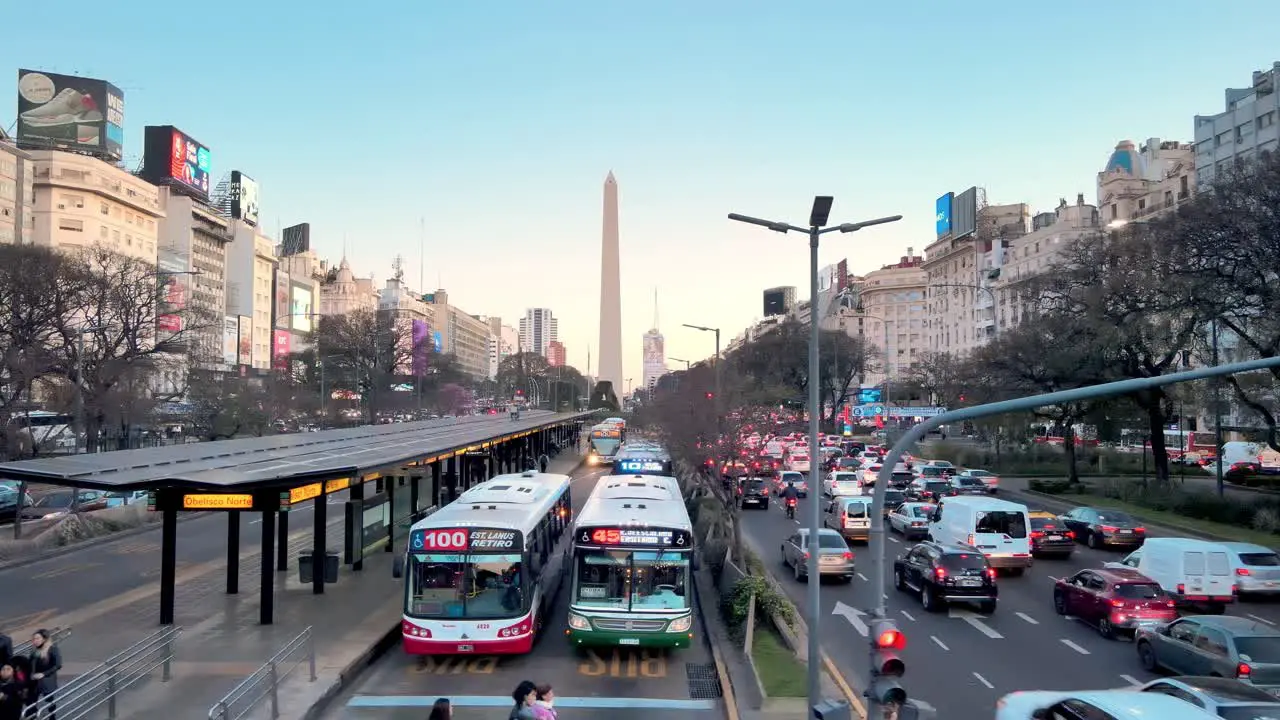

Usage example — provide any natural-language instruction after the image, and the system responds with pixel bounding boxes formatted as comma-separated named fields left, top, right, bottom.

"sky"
left=6, top=1, right=1279, bottom=385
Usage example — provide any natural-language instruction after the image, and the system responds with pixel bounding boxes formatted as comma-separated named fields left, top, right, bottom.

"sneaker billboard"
left=16, top=69, right=125, bottom=161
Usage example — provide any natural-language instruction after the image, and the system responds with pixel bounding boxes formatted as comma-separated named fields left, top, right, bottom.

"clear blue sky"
left=7, top=1, right=1277, bottom=382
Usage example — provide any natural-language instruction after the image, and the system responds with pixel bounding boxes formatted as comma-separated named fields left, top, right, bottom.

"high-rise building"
left=157, top=186, right=233, bottom=367
left=597, top=172, right=623, bottom=389
left=224, top=225, right=277, bottom=371
left=425, top=289, right=491, bottom=379
left=379, top=274, right=433, bottom=375
left=519, top=308, right=558, bottom=357
left=546, top=340, right=566, bottom=367
left=485, top=317, right=519, bottom=378
left=642, top=329, right=665, bottom=391
left=0, top=134, right=35, bottom=246
left=1195, top=62, right=1280, bottom=191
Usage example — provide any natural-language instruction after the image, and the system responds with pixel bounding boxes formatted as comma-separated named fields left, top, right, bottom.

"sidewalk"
left=43, top=451, right=585, bottom=720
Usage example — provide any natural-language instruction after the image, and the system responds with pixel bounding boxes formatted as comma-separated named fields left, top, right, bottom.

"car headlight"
left=568, top=613, right=591, bottom=630
left=667, top=615, right=692, bottom=632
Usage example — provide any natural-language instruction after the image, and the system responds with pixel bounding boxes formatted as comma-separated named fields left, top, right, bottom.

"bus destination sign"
left=615, top=459, right=669, bottom=474
left=577, top=526, right=691, bottom=549
left=410, top=527, right=523, bottom=552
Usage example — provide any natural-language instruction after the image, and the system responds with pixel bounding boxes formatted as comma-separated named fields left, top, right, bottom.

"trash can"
left=299, top=551, right=341, bottom=584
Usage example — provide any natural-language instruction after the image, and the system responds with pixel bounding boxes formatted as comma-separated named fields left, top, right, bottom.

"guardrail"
left=207, top=626, right=316, bottom=720
left=22, top=626, right=181, bottom=720
left=11, top=627, right=71, bottom=656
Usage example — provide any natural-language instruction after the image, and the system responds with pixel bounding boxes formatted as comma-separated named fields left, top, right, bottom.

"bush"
left=926, top=441, right=1148, bottom=476
left=1028, top=479, right=1087, bottom=495
left=1094, top=479, right=1280, bottom=531
left=722, top=574, right=798, bottom=630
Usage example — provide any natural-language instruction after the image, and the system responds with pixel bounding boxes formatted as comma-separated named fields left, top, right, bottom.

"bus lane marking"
left=577, top=648, right=667, bottom=679
left=411, top=656, right=498, bottom=675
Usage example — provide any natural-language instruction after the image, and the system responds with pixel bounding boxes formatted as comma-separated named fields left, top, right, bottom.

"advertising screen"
left=223, top=316, right=239, bottom=366
left=230, top=171, right=260, bottom=226
left=142, top=126, right=211, bottom=198
left=936, top=193, right=954, bottom=238
left=156, top=259, right=186, bottom=334
left=432, top=331, right=443, bottom=353
left=411, top=319, right=430, bottom=376
left=237, top=315, right=252, bottom=366
left=16, top=69, right=124, bottom=160
left=953, top=187, right=979, bottom=240
left=273, top=270, right=291, bottom=329
left=272, top=330, right=291, bottom=370
left=290, top=283, right=313, bottom=332
left=281, top=223, right=310, bottom=256
left=763, top=289, right=786, bottom=317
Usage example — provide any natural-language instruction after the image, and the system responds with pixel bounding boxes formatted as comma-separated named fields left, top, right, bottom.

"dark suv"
left=740, top=479, right=771, bottom=509
left=893, top=540, right=998, bottom=613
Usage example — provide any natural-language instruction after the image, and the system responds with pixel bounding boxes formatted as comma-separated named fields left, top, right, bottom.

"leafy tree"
left=728, top=319, right=871, bottom=424
left=496, top=352, right=549, bottom=399
left=437, top=382, right=473, bottom=415
left=903, top=351, right=969, bottom=409
left=185, top=371, right=272, bottom=439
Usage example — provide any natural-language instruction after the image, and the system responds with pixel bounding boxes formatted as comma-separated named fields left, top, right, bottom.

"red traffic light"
left=516, top=389, right=524, bottom=395
left=705, top=392, right=714, bottom=399
left=876, top=628, right=905, bottom=650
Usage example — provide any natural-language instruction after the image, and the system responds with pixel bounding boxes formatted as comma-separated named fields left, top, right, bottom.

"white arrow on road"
left=832, top=601, right=869, bottom=637
left=948, top=607, right=1003, bottom=639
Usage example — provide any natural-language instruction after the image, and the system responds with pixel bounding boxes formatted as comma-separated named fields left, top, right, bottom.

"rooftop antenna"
left=653, top=288, right=660, bottom=331
left=392, top=254, right=405, bottom=282
left=419, top=217, right=425, bottom=292
left=342, top=233, right=348, bottom=260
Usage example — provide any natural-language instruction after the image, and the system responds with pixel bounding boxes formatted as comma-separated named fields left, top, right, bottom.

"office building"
left=224, top=225, right=277, bottom=371
left=1097, top=139, right=1196, bottom=225
left=642, top=329, right=665, bottom=391
left=378, top=275, right=433, bottom=376
left=0, top=133, right=35, bottom=246
left=763, top=286, right=797, bottom=317
left=276, top=245, right=325, bottom=357
left=1195, top=62, right=1280, bottom=191
left=547, top=340, right=566, bottom=367
left=855, top=254, right=927, bottom=386
left=157, top=187, right=233, bottom=367
left=519, top=307, right=558, bottom=357
left=485, top=317, right=519, bottom=378
left=425, top=289, right=491, bottom=379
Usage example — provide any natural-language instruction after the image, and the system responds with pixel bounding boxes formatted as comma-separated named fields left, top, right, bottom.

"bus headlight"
left=568, top=613, right=591, bottom=630
left=667, top=615, right=692, bottom=633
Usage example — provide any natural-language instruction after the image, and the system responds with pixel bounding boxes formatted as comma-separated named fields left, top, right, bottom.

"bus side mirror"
left=392, top=555, right=405, bottom=579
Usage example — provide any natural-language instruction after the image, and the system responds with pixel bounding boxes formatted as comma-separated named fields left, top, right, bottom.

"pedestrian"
left=508, top=680, right=537, bottom=720
left=27, top=629, right=61, bottom=720
left=531, top=683, right=557, bottom=720
left=0, top=632, right=10, bottom=668
left=426, top=697, right=451, bottom=720
left=0, top=664, right=26, bottom=720
left=539, top=454, right=549, bottom=473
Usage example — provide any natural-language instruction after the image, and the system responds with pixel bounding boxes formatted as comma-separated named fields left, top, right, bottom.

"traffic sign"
left=888, top=407, right=947, bottom=418
left=851, top=407, right=865, bottom=417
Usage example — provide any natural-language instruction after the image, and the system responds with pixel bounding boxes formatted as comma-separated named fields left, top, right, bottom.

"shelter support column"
left=431, top=462, right=443, bottom=507
left=445, top=457, right=458, bottom=503
left=313, top=488, right=327, bottom=594
left=260, top=509, right=276, bottom=624
left=488, top=450, right=496, bottom=478
left=159, top=506, right=177, bottom=625
left=226, top=510, right=240, bottom=595
left=410, top=470, right=421, bottom=516
left=346, top=480, right=364, bottom=567
left=385, top=474, right=397, bottom=552
left=277, top=509, right=289, bottom=571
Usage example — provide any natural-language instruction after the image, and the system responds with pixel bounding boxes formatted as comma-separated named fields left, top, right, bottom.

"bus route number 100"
left=415, top=529, right=469, bottom=550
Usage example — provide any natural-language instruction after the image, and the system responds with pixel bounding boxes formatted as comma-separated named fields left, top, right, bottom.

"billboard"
left=290, top=283, right=314, bottom=332
left=272, top=330, right=291, bottom=370
left=273, top=269, right=291, bottom=329
left=281, top=223, right=311, bottom=256
left=223, top=316, right=239, bottom=366
left=763, top=290, right=787, bottom=317
left=230, top=171, right=260, bottom=226
left=16, top=69, right=124, bottom=161
left=835, top=259, right=849, bottom=294
left=237, top=315, right=253, bottom=366
left=953, top=187, right=979, bottom=240
left=432, top=331, right=444, bottom=353
left=142, top=126, right=211, bottom=199
left=411, top=319, right=430, bottom=376
left=157, top=258, right=187, bottom=334
left=817, top=264, right=836, bottom=293
left=936, top=193, right=954, bottom=238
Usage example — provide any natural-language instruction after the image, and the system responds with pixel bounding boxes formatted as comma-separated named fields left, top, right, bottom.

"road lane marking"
left=930, top=635, right=949, bottom=651
left=1060, top=639, right=1091, bottom=655
left=1016, top=612, right=1039, bottom=625
left=349, top=697, right=717, bottom=710
left=1047, top=576, right=1060, bottom=582
left=856, top=572, right=869, bottom=582
left=1119, top=674, right=1141, bottom=686
left=1248, top=614, right=1276, bottom=625
left=888, top=537, right=900, bottom=544
left=950, top=608, right=1003, bottom=639
left=578, top=649, right=667, bottom=679
left=32, top=563, right=99, bottom=580
left=901, top=610, right=916, bottom=621
left=0, top=609, right=57, bottom=632
left=973, top=672, right=994, bottom=689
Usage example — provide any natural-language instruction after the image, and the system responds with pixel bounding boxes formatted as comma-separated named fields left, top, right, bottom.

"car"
left=893, top=540, right=998, bottom=613
left=950, top=475, right=988, bottom=496
left=996, top=689, right=1221, bottom=720
left=19, top=489, right=108, bottom=520
left=824, top=471, right=862, bottom=497
left=880, top=489, right=907, bottom=517
left=781, top=528, right=854, bottom=583
left=887, top=502, right=936, bottom=540
left=775, top=471, right=807, bottom=497
left=1028, top=510, right=1076, bottom=558
left=860, top=463, right=883, bottom=486
left=1138, top=676, right=1280, bottom=716
left=1053, top=567, right=1178, bottom=639
left=957, top=469, right=1000, bottom=494
left=907, top=478, right=955, bottom=503
left=823, top=496, right=873, bottom=543
left=1220, top=542, right=1280, bottom=597
left=739, top=478, right=771, bottom=509
left=1137, top=616, right=1280, bottom=688
left=1059, top=507, right=1147, bottom=549
left=786, top=453, right=811, bottom=473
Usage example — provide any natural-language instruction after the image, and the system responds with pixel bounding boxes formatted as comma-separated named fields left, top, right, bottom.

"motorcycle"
left=785, top=497, right=797, bottom=520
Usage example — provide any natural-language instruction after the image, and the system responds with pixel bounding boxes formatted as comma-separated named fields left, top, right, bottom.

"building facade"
left=320, top=257, right=379, bottom=316
left=546, top=340, right=566, bottom=367
left=0, top=136, right=35, bottom=246
left=641, top=329, right=665, bottom=390
left=426, top=289, right=491, bottom=379
left=1195, top=62, right=1280, bottom=191
left=484, top=318, right=519, bottom=378
left=29, top=150, right=163, bottom=263
left=276, top=247, right=325, bottom=355
left=855, top=255, right=927, bottom=385
left=519, top=308, right=558, bottom=357
left=157, top=187, right=233, bottom=366
left=224, top=225, right=276, bottom=370
left=995, top=195, right=1101, bottom=329
left=378, top=276, right=433, bottom=375
left=763, top=286, right=797, bottom=317
left=1097, top=139, right=1196, bottom=225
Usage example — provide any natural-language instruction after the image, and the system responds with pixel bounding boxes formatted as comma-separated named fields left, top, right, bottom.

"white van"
left=823, top=496, right=873, bottom=542
left=1106, top=537, right=1237, bottom=612
left=927, top=496, right=1033, bottom=573
left=825, top=471, right=862, bottom=497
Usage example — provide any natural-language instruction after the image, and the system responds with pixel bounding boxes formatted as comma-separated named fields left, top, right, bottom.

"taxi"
left=1028, top=510, right=1075, bottom=557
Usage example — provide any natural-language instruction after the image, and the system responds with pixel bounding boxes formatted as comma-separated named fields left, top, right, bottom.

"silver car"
left=1221, top=542, right=1280, bottom=596
left=888, top=502, right=936, bottom=540
left=781, top=528, right=854, bottom=583
left=1138, top=676, right=1280, bottom=714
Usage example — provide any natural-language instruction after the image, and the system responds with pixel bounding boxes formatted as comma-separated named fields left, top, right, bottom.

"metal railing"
left=12, top=627, right=71, bottom=656
left=208, top=627, right=317, bottom=720
left=22, top=626, right=182, bottom=720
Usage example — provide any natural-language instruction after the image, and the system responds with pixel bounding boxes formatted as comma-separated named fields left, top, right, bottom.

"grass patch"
left=1059, top=493, right=1280, bottom=547
left=751, top=624, right=807, bottom=698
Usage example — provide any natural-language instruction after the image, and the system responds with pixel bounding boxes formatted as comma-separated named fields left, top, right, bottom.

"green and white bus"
left=566, top=474, right=695, bottom=649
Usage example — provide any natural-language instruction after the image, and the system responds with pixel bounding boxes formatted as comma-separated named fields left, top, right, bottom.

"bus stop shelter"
left=0, top=411, right=593, bottom=625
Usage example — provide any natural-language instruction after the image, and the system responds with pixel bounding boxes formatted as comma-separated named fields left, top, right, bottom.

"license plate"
left=457, top=644, right=474, bottom=652
left=1046, top=535, right=1063, bottom=541
left=959, top=578, right=981, bottom=587
left=619, top=638, right=640, bottom=646
left=1119, top=530, right=1132, bottom=534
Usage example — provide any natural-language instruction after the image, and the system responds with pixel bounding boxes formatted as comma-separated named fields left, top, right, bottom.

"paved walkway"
left=39, top=452, right=584, bottom=720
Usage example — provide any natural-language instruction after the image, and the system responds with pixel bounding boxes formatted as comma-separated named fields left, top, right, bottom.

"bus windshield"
left=406, top=552, right=525, bottom=619
left=573, top=549, right=690, bottom=611
left=590, top=437, right=621, bottom=456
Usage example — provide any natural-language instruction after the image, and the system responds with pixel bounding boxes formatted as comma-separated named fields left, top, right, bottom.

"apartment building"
left=855, top=254, right=927, bottom=385
left=320, top=256, right=379, bottom=316
left=225, top=226, right=277, bottom=370
left=1195, top=62, right=1280, bottom=190
left=484, top=317, right=518, bottom=379
left=379, top=276, right=433, bottom=375
left=1097, top=138, right=1196, bottom=225
left=426, top=289, right=492, bottom=379
left=156, top=187, right=233, bottom=365
left=995, top=195, right=1101, bottom=328
left=0, top=135, right=35, bottom=246
left=519, top=308, right=558, bottom=357
left=277, top=247, right=325, bottom=353
left=28, top=150, right=163, bottom=263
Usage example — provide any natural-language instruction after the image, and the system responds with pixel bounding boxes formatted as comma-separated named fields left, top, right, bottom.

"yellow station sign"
left=183, top=493, right=254, bottom=510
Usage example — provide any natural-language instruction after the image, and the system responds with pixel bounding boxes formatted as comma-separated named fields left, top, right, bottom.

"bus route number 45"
left=414, top=529, right=469, bottom=550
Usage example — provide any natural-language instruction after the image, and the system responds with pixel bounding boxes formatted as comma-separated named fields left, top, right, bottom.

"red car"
left=1053, top=567, right=1177, bottom=639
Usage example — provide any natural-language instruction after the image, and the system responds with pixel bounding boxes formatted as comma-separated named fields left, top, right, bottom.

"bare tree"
left=314, top=308, right=422, bottom=422
left=902, top=351, right=969, bottom=409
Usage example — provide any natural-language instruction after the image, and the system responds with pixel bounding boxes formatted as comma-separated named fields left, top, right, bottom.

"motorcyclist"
left=781, top=480, right=799, bottom=517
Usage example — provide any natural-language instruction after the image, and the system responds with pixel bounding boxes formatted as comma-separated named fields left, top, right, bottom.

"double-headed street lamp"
left=682, top=324, right=722, bottom=433
left=729, top=196, right=901, bottom=713
left=668, top=357, right=692, bottom=370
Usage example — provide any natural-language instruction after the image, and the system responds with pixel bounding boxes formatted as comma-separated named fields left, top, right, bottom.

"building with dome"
left=1096, top=138, right=1196, bottom=226
left=320, top=256, right=379, bottom=317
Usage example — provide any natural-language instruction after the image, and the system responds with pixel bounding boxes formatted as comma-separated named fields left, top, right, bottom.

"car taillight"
left=843, top=552, right=853, bottom=560
left=1177, top=583, right=1186, bottom=594
left=1134, top=527, right=1146, bottom=533
left=803, top=552, right=810, bottom=560
left=985, top=567, right=997, bottom=580
left=1100, top=525, right=1118, bottom=532
left=1110, top=599, right=1127, bottom=608
left=1030, top=531, right=1045, bottom=539
left=1238, top=568, right=1252, bottom=576
left=840, top=513, right=847, bottom=524
left=1166, top=600, right=1177, bottom=608
left=934, top=567, right=948, bottom=580
left=1065, top=531, right=1075, bottom=539
left=1238, top=662, right=1252, bottom=679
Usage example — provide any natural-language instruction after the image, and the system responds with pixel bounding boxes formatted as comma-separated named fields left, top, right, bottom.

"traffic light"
left=868, top=618, right=906, bottom=706
left=516, top=389, right=524, bottom=396
left=705, top=392, right=714, bottom=400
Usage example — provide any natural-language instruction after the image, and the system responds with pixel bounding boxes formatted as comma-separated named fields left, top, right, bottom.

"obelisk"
left=598, top=172, right=624, bottom=392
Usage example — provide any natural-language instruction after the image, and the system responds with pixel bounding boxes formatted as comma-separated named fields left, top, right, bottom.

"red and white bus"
left=393, top=469, right=573, bottom=655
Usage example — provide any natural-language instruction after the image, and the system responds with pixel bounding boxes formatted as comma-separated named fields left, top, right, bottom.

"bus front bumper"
left=566, top=627, right=692, bottom=649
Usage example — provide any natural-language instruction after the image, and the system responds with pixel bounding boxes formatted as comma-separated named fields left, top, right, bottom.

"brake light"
left=1030, top=531, right=1045, bottom=539
left=1110, top=599, right=1127, bottom=608
left=985, top=567, right=997, bottom=580
left=1238, top=567, right=1252, bottom=576
left=934, top=567, right=948, bottom=580
left=1238, top=662, right=1252, bottom=679
left=1066, top=531, right=1075, bottom=539
left=803, top=552, right=810, bottom=560
left=1134, top=527, right=1146, bottom=534
left=840, top=513, right=847, bottom=524
left=1177, top=583, right=1185, bottom=594
left=499, top=617, right=533, bottom=638
left=843, top=552, right=853, bottom=560
left=1100, top=525, right=1118, bottom=533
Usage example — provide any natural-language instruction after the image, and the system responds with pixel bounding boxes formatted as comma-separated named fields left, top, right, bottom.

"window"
left=57, top=218, right=84, bottom=232
left=99, top=226, right=108, bottom=238
left=974, top=510, right=1027, bottom=538
left=100, top=202, right=109, bottom=215
left=1169, top=620, right=1199, bottom=643
left=1194, top=627, right=1229, bottom=656
left=1113, top=583, right=1162, bottom=600
left=406, top=551, right=524, bottom=619
left=573, top=549, right=688, bottom=610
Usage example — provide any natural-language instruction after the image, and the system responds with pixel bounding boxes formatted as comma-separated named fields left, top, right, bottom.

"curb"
left=0, top=510, right=210, bottom=572
left=300, top=622, right=403, bottom=720
left=693, top=569, right=740, bottom=720
left=1009, top=488, right=1257, bottom=545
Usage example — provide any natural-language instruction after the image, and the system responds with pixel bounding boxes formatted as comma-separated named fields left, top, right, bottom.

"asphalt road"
left=739, top=490, right=1280, bottom=716
left=0, top=411, right=570, bottom=631
left=325, top=464, right=722, bottom=720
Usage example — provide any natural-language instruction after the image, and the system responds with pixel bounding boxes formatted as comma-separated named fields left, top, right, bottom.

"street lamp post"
left=72, top=325, right=106, bottom=454
left=930, top=283, right=999, bottom=339
left=1213, top=319, right=1225, bottom=495
left=668, top=357, right=692, bottom=370
left=728, top=197, right=901, bottom=712
left=682, top=324, right=722, bottom=434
